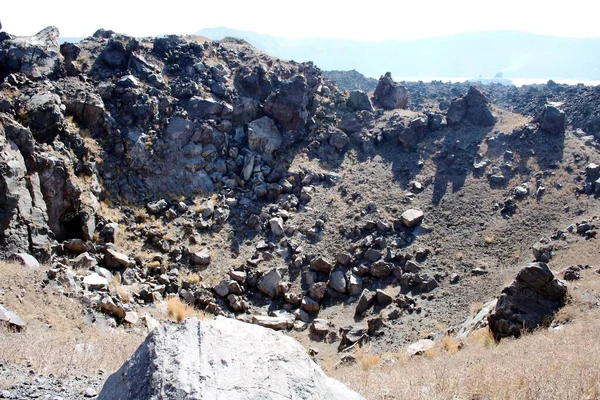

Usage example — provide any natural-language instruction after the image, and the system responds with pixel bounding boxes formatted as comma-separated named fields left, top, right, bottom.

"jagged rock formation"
left=98, top=317, right=363, bottom=400
left=323, top=70, right=378, bottom=92
left=488, top=262, right=567, bottom=340
left=372, top=72, right=408, bottom=110
left=447, top=86, right=496, bottom=126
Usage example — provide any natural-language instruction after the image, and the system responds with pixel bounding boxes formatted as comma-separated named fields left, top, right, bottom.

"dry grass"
left=166, top=297, right=206, bottom=323
left=0, top=262, right=144, bottom=380
left=109, top=275, right=132, bottom=304
left=329, top=271, right=600, bottom=400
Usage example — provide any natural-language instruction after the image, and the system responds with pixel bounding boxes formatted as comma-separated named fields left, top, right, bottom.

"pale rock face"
left=99, top=317, right=363, bottom=400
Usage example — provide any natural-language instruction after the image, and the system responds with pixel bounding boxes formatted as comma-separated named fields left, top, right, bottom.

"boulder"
left=540, top=104, right=565, bottom=134
left=191, top=249, right=212, bottom=266
left=371, top=72, right=408, bottom=110
left=264, top=75, right=311, bottom=143
left=186, top=97, right=223, bottom=119
left=252, top=314, right=294, bottom=330
left=104, top=248, right=131, bottom=268
left=247, top=116, right=283, bottom=155
left=98, top=318, right=362, bottom=399
left=310, top=256, right=333, bottom=274
left=355, top=289, right=375, bottom=316
left=83, top=272, right=109, bottom=290
left=0, top=305, right=26, bottom=330
left=532, top=242, right=553, bottom=263
left=328, top=128, right=349, bottom=150
left=347, top=90, right=374, bottom=112
left=269, top=217, right=285, bottom=237
left=488, top=262, right=567, bottom=340
left=447, top=86, right=496, bottom=126
left=328, top=270, right=347, bottom=293
left=447, top=97, right=467, bottom=125
left=258, top=268, right=283, bottom=298
left=10, top=253, right=40, bottom=268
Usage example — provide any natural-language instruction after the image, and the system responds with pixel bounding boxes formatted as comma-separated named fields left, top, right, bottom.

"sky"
left=3, top=0, right=600, bottom=41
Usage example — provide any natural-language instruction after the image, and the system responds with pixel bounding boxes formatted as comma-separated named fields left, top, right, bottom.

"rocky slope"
left=1, top=26, right=600, bottom=398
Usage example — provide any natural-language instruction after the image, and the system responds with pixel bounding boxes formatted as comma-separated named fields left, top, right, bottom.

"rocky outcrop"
left=539, top=103, right=565, bottom=134
left=488, top=262, right=567, bottom=340
left=371, top=72, right=408, bottom=110
left=98, top=317, right=362, bottom=400
left=323, top=70, right=378, bottom=92
left=447, top=86, right=496, bottom=126
left=0, top=26, right=63, bottom=81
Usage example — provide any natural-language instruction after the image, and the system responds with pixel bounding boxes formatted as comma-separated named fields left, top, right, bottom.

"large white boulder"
left=98, top=317, right=362, bottom=400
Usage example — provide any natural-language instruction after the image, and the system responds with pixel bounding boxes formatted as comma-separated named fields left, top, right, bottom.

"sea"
left=395, top=76, right=600, bottom=87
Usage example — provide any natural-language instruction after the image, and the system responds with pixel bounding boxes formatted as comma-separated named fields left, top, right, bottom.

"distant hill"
left=197, top=27, right=600, bottom=80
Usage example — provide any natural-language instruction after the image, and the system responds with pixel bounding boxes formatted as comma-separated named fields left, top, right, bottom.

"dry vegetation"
left=328, top=268, right=600, bottom=400
left=0, top=261, right=144, bottom=384
left=166, top=297, right=206, bottom=323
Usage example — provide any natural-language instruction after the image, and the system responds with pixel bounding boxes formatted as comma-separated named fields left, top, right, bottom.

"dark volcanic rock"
left=0, top=26, right=63, bottom=81
left=488, top=262, right=567, bottom=340
left=540, top=103, right=566, bottom=134
left=448, top=86, right=496, bottom=126
left=372, top=72, right=408, bottom=110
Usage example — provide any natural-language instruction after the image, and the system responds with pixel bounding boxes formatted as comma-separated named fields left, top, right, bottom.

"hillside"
left=198, top=27, right=600, bottom=80
left=0, top=26, right=600, bottom=399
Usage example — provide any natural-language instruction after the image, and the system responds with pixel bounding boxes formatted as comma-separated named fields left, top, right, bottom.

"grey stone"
left=364, top=248, right=382, bottom=263
left=372, top=72, right=408, bottom=110
left=328, top=128, right=350, bottom=150
left=0, top=304, right=26, bottom=330
left=355, top=289, right=375, bottom=316
left=532, top=242, right=553, bottom=263
left=540, top=104, right=565, bottom=134
left=248, top=116, right=283, bottom=155
left=191, top=249, right=212, bottom=266
left=310, top=256, right=333, bottom=274
left=347, top=274, right=363, bottom=296
left=83, top=272, right=109, bottom=290
left=301, top=296, right=321, bottom=314
left=370, top=260, right=392, bottom=278
left=258, top=268, right=283, bottom=298
left=269, top=217, right=285, bottom=237
left=99, top=318, right=363, bottom=399
left=375, top=290, right=393, bottom=306
left=146, top=199, right=168, bottom=214
left=347, top=90, right=374, bottom=112
left=328, top=270, right=347, bottom=293
left=400, top=209, right=424, bottom=227
left=10, top=253, right=40, bottom=268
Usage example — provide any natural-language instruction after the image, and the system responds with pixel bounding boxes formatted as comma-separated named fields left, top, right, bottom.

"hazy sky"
left=3, top=0, right=600, bottom=40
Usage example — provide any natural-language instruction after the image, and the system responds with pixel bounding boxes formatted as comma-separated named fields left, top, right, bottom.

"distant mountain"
left=197, top=27, right=600, bottom=80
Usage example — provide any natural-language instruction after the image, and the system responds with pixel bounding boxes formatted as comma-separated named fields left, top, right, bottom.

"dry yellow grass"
left=329, top=271, right=600, bottom=400
left=166, top=297, right=206, bottom=323
left=109, top=274, right=132, bottom=304
left=0, top=262, right=144, bottom=380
